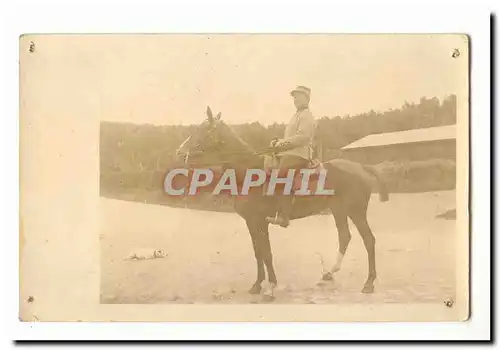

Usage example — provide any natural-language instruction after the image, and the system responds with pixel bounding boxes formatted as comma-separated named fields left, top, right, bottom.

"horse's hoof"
left=322, top=272, right=333, bottom=281
left=261, top=294, right=276, bottom=303
left=248, top=284, right=262, bottom=295
left=361, top=285, right=374, bottom=294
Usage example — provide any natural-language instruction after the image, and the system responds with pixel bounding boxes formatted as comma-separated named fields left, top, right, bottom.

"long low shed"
left=340, top=125, right=456, bottom=164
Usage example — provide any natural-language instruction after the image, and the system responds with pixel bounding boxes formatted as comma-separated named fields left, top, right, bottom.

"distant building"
left=340, top=125, right=456, bottom=164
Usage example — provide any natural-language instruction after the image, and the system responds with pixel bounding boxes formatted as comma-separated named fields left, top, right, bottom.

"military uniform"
left=267, top=86, right=316, bottom=227
left=281, top=106, right=316, bottom=161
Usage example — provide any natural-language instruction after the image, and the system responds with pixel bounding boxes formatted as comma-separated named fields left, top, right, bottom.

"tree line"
left=100, top=95, right=456, bottom=174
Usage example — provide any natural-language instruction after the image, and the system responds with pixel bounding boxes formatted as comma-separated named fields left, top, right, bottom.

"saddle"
left=293, top=158, right=325, bottom=192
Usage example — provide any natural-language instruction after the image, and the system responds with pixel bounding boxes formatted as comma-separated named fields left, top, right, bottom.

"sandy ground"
left=100, top=191, right=456, bottom=304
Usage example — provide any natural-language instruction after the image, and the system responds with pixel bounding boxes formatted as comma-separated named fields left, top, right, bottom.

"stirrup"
left=266, top=213, right=290, bottom=228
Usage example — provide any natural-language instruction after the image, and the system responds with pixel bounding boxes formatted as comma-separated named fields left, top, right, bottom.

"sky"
left=53, top=34, right=466, bottom=126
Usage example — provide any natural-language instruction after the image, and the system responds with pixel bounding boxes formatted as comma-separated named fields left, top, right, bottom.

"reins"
left=183, top=147, right=280, bottom=166
left=188, top=147, right=279, bottom=159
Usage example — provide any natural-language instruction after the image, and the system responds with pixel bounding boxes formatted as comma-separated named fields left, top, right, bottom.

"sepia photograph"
left=17, top=31, right=473, bottom=326
left=11, top=0, right=492, bottom=341
left=91, top=34, right=469, bottom=311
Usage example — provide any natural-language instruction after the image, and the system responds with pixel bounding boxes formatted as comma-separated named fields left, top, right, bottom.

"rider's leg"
left=266, top=155, right=309, bottom=227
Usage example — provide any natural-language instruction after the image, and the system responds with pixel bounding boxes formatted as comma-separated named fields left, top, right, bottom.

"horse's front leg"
left=246, top=220, right=265, bottom=294
left=258, top=222, right=277, bottom=302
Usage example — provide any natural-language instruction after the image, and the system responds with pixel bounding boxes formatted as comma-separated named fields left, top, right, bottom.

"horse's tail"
left=362, top=165, right=389, bottom=202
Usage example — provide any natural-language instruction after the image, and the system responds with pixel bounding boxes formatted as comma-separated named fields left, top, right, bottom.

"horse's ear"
left=206, top=106, right=213, bottom=122
left=215, top=112, right=221, bottom=120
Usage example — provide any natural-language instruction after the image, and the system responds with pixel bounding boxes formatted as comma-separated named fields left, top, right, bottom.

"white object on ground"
left=124, top=248, right=167, bottom=261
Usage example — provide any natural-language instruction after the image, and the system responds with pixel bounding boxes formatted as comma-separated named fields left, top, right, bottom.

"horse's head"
left=176, top=106, right=254, bottom=165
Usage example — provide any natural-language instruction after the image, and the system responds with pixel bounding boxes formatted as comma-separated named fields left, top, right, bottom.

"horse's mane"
left=219, top=121, right=256, bottom=153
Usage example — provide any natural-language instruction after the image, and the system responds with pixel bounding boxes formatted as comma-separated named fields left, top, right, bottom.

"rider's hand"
left=270, top=138, right=280, bottom=147
left=275, top=139, right=291, bottom=148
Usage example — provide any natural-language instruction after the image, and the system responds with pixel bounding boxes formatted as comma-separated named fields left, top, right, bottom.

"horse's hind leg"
left=350, top=211, right=377, bottom=293
left=322, top=210, right=351, bottom=281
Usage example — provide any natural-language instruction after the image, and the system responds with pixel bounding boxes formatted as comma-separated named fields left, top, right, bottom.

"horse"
left=174, top=106, right=389, bottom=301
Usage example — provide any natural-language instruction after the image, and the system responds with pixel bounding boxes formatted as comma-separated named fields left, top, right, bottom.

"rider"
left=266, top=85, right=316, bottom=228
